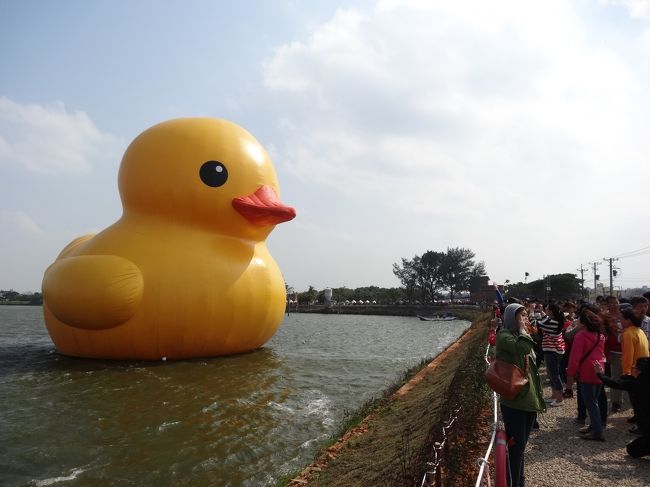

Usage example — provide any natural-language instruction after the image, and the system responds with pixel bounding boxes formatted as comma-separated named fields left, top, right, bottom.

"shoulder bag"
left=485, top=355, right=529, bottom=400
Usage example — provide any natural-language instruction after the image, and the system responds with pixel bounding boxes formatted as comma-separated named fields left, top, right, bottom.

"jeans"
left=576, top=381, right=608, bottom=425
left=559, top=351, right=568, bottom=383
left=580, top=382, right=604, bottom=439
left=544, top=351, right=564, bottom=392
left=501, top=404, right=536, bottom=487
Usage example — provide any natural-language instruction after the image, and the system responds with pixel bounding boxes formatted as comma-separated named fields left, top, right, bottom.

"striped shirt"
left=536, top=316, right=566, bottom=354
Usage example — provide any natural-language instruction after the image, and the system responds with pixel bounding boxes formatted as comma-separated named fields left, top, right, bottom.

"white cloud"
left=263, top=1, right=649, bottom=223
left=0, top=210, right=44, bottom=236
left=0, top=97, right=120, bottom=173
left=259, top=0, right=650, bottom=287
left=639, top=28, right=650, bottom=48
left=604, top=0, right=650, bottom=20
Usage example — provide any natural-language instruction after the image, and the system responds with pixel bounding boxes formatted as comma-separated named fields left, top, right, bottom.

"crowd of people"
left=487, top=287, right=650, bottom=487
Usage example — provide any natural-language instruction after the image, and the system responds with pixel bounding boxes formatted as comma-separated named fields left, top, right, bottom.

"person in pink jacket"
left=566, top=304, right=607, bottom=441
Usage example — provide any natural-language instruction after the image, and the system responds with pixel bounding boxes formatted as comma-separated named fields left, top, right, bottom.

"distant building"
left=470, top=275, right=499, bottom=305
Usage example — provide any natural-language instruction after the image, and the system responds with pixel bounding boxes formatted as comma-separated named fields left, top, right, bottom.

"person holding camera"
left=495, top=303, right=545, bottom=486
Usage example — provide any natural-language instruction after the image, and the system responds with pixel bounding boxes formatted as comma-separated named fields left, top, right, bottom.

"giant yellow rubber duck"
left=42, top=118, right=296, bottom=360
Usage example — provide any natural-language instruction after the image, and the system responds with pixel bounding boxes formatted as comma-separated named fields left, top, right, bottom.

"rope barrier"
left=420, top=327, right=500, bottom=486
left=419, top=406, right=462, bottom=487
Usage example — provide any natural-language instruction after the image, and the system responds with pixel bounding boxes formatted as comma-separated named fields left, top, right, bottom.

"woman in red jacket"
left=566, top=304, right=607, bottom=441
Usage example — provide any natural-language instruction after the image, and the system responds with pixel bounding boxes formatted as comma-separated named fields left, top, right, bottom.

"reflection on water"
left=0, top=306, right=469, bottom=486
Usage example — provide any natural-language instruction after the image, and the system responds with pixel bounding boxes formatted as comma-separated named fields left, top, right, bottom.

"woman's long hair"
left=546, top=301, right=563, bottom=323
left=579, top=303, right=602, bottom=332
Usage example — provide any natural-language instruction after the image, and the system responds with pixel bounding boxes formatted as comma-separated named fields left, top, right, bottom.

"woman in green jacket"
left=496, top=303, right=545, bottom=487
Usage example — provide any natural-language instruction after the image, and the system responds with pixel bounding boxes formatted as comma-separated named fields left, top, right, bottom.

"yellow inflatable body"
left=42, top=118, right=296, bottom=360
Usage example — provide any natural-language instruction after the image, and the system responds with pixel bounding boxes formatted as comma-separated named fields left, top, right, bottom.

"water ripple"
left=0, top=306, right=469, bottom=487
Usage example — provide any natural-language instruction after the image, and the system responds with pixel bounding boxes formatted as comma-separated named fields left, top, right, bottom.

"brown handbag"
left=485, top=356, right=529, bottom=400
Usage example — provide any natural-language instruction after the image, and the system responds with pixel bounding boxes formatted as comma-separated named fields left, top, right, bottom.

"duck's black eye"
left=199, top=161, right=228, bottom=187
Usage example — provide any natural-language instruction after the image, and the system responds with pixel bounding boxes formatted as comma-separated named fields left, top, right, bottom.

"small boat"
left=417, top=314, right=457, bottom=322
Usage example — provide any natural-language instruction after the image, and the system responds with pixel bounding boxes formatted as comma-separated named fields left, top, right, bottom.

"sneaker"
left=578, top=425, right=591, bottom=434
left=549, top=400, right=563, bottom=407
left=580, top=433, right=605, bottom=442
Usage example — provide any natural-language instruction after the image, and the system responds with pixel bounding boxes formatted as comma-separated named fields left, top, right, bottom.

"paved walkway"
left=524, top=368, right=650, bottom=486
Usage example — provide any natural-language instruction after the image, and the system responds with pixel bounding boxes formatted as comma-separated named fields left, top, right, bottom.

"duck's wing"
left=42, top=255, right=144, bottom=330
left=57, top=234, right=95, bottom=259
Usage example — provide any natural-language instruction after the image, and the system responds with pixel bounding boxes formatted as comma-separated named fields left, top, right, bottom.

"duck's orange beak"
left=232, top=185, right=296, bottom=226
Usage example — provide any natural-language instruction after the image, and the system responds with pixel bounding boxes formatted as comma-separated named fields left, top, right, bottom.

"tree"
left=393, top=257, right=420, bottom=302
left=393, top=251, right=446, bottom=303
left=417, top=250, right=446, bottom=302
left=548, top=273, right=582, bottom=300
left=1, top=290, right=20, bottom=301
left=503, top=273, right=582, bottom=301
left=298, top=285, right=318, bottom=304
left=331, top=286, right=355, bottom=302
left=374, top=287, right=406, bottom=304
left=393, top=248, right=485, bottom=302
left=439, top=247, right=485, bottom=301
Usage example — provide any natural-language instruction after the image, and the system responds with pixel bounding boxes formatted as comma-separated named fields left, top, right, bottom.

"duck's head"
left=118, top=118, right=296, bottom=240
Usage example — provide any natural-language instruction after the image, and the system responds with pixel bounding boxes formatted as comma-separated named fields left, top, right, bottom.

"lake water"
left=0, top=306, right=470, bottom=487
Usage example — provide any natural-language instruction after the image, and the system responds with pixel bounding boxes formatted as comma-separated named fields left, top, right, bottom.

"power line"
left=611, top=245, right=650, bottom=259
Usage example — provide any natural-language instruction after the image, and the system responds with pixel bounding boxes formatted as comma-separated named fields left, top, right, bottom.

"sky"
left=2, top=0, right=650, bottom=294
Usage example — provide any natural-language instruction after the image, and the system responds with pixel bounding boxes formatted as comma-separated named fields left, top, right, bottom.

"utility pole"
left=576, top=264, right=586, bottom=299
left=603, top=257, right=619, bottom=296
left=590, top=261, right=600, bottom=301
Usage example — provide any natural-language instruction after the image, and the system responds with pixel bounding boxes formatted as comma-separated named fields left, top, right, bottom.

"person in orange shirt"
left=622, top=309, right=650, bottom=377
left=621, top=308, right=650, bottom=432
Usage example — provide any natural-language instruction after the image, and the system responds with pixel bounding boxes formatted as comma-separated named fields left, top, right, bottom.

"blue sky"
left=2, top=0, right=650, bottom=294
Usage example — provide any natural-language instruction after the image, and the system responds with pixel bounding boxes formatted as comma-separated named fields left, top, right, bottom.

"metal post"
left=603, top=257, right=618, bottom=296
left=591, top=262, right=600, bottom=301
left=576, top=264, right=585, bottom=299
